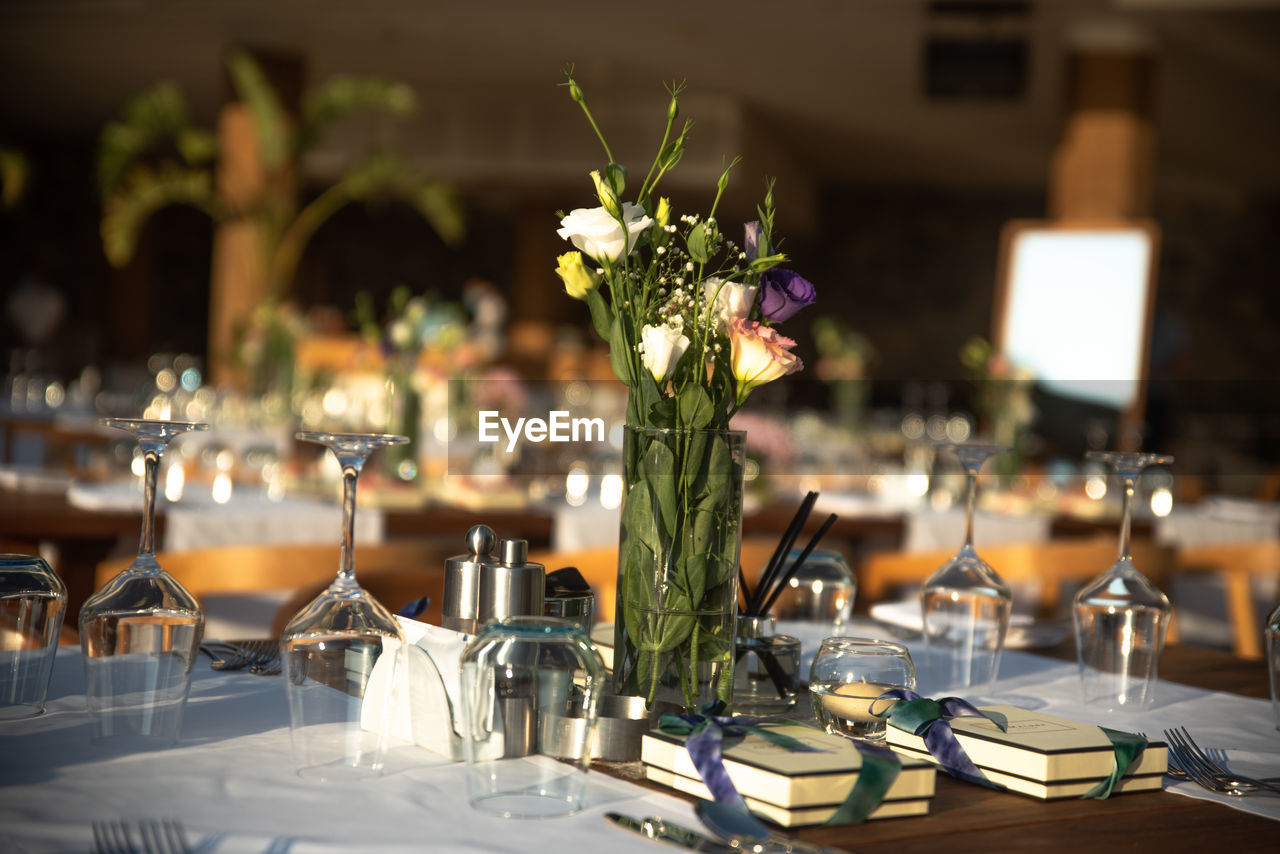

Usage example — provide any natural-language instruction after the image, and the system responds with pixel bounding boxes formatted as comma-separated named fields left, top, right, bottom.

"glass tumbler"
left=768, top=548, right=856, bottom=626
left=808, top=638, right=916, bottom=741
left=733, top=614, right=800, bottom=714
left=0, top=553, right=67, bottom=720
left=460, top=617, right=605, bottom=818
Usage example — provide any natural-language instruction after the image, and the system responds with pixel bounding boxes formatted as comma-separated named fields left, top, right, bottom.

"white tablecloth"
left=3, top=636, right=1278, bottom=853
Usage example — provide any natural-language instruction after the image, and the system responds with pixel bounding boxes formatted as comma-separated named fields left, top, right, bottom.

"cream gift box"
left=885, top=704, right=1168, bottom=799
left=642, top=722, right=936, bottom=827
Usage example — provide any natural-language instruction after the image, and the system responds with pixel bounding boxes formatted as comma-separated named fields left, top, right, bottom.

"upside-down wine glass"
left=920, top=443, right=1012, bottom=694
left=282, top=431, right=408, bottom=781
left=80, top=418, right=209, bottom=745
left=1073, top=451, right=1173, bottom=708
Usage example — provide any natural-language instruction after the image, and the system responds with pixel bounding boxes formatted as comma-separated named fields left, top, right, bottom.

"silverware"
left=695, top=800, right=849, bottom=854
left=200, top=640, right=281, bottom=675
left=138, top=820, right=191, bottom=854
left=605, top=812, right=735, bottom=852
left=92, top=821, right=138, bottom=854
left=1163, top=727, right=1280, bottom=797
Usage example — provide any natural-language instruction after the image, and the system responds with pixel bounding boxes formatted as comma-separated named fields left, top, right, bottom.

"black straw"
left=760, top=512, right=839, bottom=617
left=749, top=491, right=818, bottom=614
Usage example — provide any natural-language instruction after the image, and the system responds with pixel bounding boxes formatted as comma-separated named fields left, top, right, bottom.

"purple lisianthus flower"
left=759, top=268, right=816, bottom=322
left=743, top=220, right=762, bottom=260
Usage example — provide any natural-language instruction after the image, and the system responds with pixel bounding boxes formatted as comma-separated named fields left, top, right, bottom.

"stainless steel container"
left=476, top=539, right=545, bottom=627
left=441, top=525, right=496, bottom=634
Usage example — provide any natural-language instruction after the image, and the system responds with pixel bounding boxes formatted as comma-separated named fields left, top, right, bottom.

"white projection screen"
left=992, top=220, right=1160, bottom=445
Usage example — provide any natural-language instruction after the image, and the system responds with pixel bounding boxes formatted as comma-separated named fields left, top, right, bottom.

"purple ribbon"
left=659, top=704, right=822, bottom=807
left=877, top=688, right=1008, bottom=788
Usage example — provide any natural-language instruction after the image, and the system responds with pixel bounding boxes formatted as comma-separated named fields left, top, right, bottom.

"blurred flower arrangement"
left=555, top=68, right=816, bottom=709
left=960, top=335, right=1036, bottom=479
left=232, top=300, right=311, bottom=413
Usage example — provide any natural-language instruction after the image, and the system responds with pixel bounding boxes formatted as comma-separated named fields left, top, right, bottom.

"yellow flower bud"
left=590, top=170, right=623, bottom=218
left=655, top=197, right=671, bottom=230
left=555, top=251, right=601, bottom=300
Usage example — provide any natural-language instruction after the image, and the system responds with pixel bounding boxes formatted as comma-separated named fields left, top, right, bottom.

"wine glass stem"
left=963, top=466, right=978, bottom=550
left=338, top=464, right=360, bottom=587
left=1117, top=474, right=1135, bottom=564
left=138, top=446, right=161, bottom=556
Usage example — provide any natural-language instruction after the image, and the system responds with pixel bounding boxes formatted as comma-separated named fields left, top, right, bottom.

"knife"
left=605, top=812, right=736, bottom=853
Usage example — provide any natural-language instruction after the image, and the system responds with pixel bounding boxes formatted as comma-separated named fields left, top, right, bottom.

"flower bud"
left=568, top=78, right=585, bottom=104
left=555, top=251, right=602, bottom=300
left=590, top=170, right=623, bottom=218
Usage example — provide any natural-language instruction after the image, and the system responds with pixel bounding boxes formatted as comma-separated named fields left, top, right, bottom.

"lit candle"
left=819, top=680, right=899, bottom=723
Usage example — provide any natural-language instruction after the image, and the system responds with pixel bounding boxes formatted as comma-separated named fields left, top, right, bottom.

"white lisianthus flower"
left=557, top=202, right=654, bottom=263
left=702, top=277, right=758, bottom=332
left=639, top=319, right=690, bottom=381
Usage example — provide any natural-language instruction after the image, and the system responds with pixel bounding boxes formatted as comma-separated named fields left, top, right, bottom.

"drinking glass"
left=80, top=418, right=209, bottom=745
left=460, top=616, right=605, bottom=817
left=282, top=431, right=408, bottom=781
left=1, top=553, right=66, bottom=720
left=1073, top=451, right=1174, bottom=708
left=920, top=444, right=1012, bottom=693
left=808, top=638, right=916, bottom=740
left=768, top=548, right=856, bottom=626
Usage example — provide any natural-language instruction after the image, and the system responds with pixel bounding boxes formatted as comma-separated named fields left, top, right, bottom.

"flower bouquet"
left=555, top=70, right=816, bottom=710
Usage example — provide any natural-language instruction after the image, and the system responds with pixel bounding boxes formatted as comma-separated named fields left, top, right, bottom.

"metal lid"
left=444, top=524, right=496, bottom=575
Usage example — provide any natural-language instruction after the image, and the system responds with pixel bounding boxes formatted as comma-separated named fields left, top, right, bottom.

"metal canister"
left=476, top=539, right=545, bottom=627
left=441, top=525, right=496, bottom=634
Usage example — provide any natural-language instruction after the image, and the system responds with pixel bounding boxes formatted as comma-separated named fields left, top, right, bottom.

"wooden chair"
left=1174, top=541, right=1280, bottom=659
left=95, top=539, right=455, bottom=638
left=859, top=538, right=1177, bottom=626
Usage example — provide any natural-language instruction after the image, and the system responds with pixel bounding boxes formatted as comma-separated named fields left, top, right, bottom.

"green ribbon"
left=1083, top=728, right=1148, bottom=799
left=822, top=741, right=901, bottom=825
left=657, top=705, right=901, bottom=825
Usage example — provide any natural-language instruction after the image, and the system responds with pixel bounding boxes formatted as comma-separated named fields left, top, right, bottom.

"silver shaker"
left=476, top=539, right=545, bottom=627
left=442, top=525, right=496, bottom=634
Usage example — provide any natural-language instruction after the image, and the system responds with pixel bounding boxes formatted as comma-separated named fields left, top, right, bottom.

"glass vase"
left=613, top=427, right=746, bottom=712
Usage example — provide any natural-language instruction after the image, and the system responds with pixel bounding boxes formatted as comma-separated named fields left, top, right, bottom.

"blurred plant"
left=354, top=285, right=469, bottom=367
left=960, top=335, right=1036, bottom=479
left=96, top=49, right=464, bottom=300
left=812, top=315, right=874, bottom=430
left=232, top=300, right=311, bottom=406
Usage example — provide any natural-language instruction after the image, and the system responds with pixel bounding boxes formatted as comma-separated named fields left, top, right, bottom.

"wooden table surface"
left=610, top=643, right=1276, bottom=853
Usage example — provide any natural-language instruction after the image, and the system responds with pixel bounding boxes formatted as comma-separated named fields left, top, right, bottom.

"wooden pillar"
left=208, top=104, right=266, bottom=387
left=1049, top=49, right=1156, bottom=220
left=207, top=48, right=304, bottom=387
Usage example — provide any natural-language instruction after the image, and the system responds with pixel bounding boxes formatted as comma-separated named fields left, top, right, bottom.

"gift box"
left=885, top=704, right=1168, bottom=799
left=641, top=723, right=935, bottom=826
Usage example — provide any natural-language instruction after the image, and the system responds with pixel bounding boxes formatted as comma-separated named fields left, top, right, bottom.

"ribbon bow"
left=658, top=702, right=899, bottom=825
left=876, top=688, right=1008, bottom=787
left=877, top=690, right=1148, bottom=799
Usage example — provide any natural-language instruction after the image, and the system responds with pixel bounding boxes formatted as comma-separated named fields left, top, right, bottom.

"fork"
left=92, top=821, right=137, bottom=854
left=1163, top=727, right=1280, bottom=796
left=200, top=640, right=281, bottom=675
left=138, top=820, right=191, bottom=854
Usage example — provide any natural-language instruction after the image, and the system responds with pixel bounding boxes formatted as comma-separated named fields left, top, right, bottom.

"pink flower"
left=728, top=319, right=803, bottom=405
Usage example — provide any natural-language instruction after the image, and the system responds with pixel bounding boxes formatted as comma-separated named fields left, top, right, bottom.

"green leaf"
left=297, top=75, right=417, bottom=156
left=748, top=253, right=787, bottom=273
left=226, top=49, right=288, bottom=171
left=646, top=441, right=679, bottom=541
left=97, top=81, right=199, bottom=197
left=609, top=314, right=636, bottom=387
left=604, top=162, right=627, bottom=197
left=686, top=223, right=710, bottom=264
left=585, top=288, right=613, bottom=341
left=677, top=383, right=714, bottom=429
left=100, top=164, right=217, bottom=267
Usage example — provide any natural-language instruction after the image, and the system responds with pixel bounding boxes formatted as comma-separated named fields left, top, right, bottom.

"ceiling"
left=2, top=0, right=1279, bottom=219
